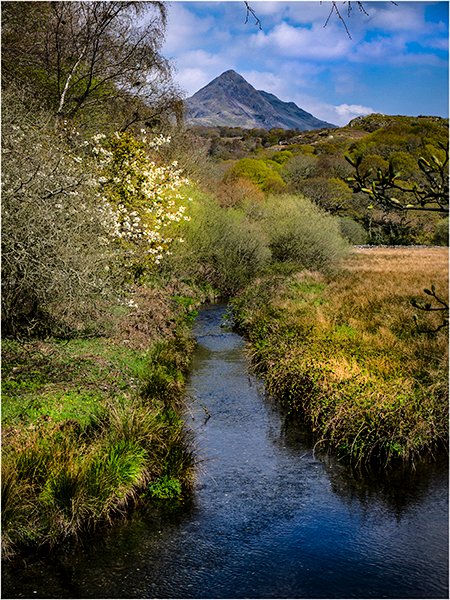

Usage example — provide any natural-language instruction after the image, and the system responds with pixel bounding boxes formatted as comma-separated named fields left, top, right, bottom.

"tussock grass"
left=232, top=247, right=448, bottom=468
left=1, top=286, right=199, bottom=559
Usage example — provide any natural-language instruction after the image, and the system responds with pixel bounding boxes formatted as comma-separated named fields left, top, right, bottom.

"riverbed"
left=2, top=304, right=448, bottom=598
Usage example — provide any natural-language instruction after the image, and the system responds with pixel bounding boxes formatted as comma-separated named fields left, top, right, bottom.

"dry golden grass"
left=234, top=246, right=449, bottom=466
left=324, top=246, right=448, bottom=338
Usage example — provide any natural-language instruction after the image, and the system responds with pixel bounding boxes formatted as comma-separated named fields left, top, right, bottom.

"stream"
left=2, top=304, right=448, bottom=598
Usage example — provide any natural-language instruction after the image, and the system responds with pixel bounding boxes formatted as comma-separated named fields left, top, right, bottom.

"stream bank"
left=2, top=304, right=448, bottom=599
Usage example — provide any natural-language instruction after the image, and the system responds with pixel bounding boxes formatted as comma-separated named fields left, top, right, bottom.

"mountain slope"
left=184, top=70, right=335, bottom=130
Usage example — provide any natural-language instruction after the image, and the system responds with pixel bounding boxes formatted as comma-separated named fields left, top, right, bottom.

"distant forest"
left=192, top=114, right=449, bottom=246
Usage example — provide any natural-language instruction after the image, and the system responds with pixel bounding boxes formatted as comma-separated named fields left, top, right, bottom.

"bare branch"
left=244, top=2, right=262, bottom=30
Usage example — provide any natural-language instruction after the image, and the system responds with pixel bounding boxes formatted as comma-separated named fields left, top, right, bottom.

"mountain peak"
left=219, top=69, right=241, bottom=78
left=185, top=70, right=335, bottom=131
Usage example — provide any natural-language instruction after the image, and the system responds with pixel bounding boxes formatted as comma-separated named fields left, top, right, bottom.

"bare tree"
left=244, top=1, right=397, bottom=38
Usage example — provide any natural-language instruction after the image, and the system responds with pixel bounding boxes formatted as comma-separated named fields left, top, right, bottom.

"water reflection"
left=278, top=411, right=449, bottom=518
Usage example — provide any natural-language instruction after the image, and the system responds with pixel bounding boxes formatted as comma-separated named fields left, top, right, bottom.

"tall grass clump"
left=232, top=247, right=448, bottom=469
left=1, top=329, right=196, bottom=559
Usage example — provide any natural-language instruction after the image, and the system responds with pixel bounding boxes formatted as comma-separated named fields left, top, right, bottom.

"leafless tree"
left=244, top=1, right=398, bottom=38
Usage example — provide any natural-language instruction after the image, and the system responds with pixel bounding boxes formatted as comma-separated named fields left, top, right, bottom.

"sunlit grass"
left=1, top=292, right=198, bottom=559
left=233, top=246, right=449, bottom=467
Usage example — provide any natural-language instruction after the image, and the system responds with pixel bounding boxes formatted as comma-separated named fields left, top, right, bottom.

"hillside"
left=193, top=113, right=448, bottom=246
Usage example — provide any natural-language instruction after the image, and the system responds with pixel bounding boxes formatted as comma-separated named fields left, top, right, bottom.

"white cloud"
left=241, top=70, right=286, bottom=96
left=250, top=21, right=353, bottom=60
left=163, top=4, right=215, bottom=55
left=366, top=4, right=427, bottom=33
left=171, top=50, right=233, bottom=97
left=334, top=103, right=376, bottom=121
left=284, top=94, right=376, bottom=127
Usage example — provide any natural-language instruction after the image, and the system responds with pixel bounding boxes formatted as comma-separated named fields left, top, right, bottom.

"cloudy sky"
left=161, top=1, right=449, bottom=126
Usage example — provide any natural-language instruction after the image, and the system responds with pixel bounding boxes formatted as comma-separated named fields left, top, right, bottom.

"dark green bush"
left=338, top=217, right=368, bottom=245
left=433, top=218, right=449, bottom=246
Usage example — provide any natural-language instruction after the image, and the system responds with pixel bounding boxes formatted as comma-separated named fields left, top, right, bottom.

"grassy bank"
left=232, top=247, right=449, bottom=468
left=1, top=281, right=212, bottom=560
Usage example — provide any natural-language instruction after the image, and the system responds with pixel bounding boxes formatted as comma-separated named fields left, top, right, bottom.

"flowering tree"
left=91, top=130, right=191, bottom=281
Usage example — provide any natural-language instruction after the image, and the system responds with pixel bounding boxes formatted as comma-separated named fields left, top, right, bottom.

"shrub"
left=224, top=158, right=286, bottom=193
left=169, top=190, right=271, bottom=295
left=261, top=195, right=349, bottom=273
left=338, top=217, right=368, bottom=245
left=296, top=177, right=353, bottom=214
left=92, top=130, right=191, bottom=280
left=216, top=177, right=264, bottom=207
left=1, top=89, right=117, bottom=337
left=433, top=218, right=449, bottom=246
left=283, top=153, right=318, bottom=189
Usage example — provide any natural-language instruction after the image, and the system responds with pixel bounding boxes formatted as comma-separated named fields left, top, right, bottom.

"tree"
left=244, top=1, right=397, bottom=38
left=345, top=143, right=449, bottom=214
left=1, top=2, right=181, bottom=130
left=1, top=88, right=117, bottom=336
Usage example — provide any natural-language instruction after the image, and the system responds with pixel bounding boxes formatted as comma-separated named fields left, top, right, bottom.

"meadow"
left=232, top=246, right=449, bottom=468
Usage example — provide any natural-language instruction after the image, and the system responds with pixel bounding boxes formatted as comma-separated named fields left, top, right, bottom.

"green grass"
left=1, top=295, right=199, bottom=559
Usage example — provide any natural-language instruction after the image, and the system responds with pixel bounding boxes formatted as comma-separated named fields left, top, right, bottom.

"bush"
left=224, top=158, right=286, bottom=193
left=261, top=195, right=349, bottom=273
left=338, top=217, right=368, bottom=245
left=168, top=190, right=270, bottom=295
left=216, top=177, right=264, bottom=207
left=283, top=153, right=318, bottom=189
left=1, top=89, right=117, bottom=337
left=433, top=218, right=449, bottom=246
left=296, top=176, right=353, bottom=214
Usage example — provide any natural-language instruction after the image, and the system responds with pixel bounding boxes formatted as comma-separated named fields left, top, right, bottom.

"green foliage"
left=171, top=191, right=271, bottom=294
left=296, top=176, right=353, bottom=214
left=346, top=143, right=449, bottom=214
left=338, top=217, right=368, bottom=245
left=2, top=327, right=196, bottom=557
left=282, top=153, right=318, bottom=187
left=261, top=195, right=349, bottom=273
left=268, top=150, right=293, bottom=164
left=433, top=218, right=449, bottom=246
left=224, top=158, right=286, bottom=193
left=148, top=475, right=182, bottom=500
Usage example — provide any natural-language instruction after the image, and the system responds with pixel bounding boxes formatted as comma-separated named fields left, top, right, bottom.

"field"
left=232, top=246, right=449, bottom=467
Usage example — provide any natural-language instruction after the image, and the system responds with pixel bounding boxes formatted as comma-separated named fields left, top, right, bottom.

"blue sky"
left=161, top=1, right=449, bottom=126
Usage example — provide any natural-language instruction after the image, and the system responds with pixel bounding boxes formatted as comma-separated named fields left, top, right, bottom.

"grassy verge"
left=1, top=280, right=213, bottom=560
left=232, top=247, right=449, bottom=468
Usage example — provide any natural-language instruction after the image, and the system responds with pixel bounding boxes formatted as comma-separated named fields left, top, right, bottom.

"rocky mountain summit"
left=184, top=70, right=336, bottom=130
